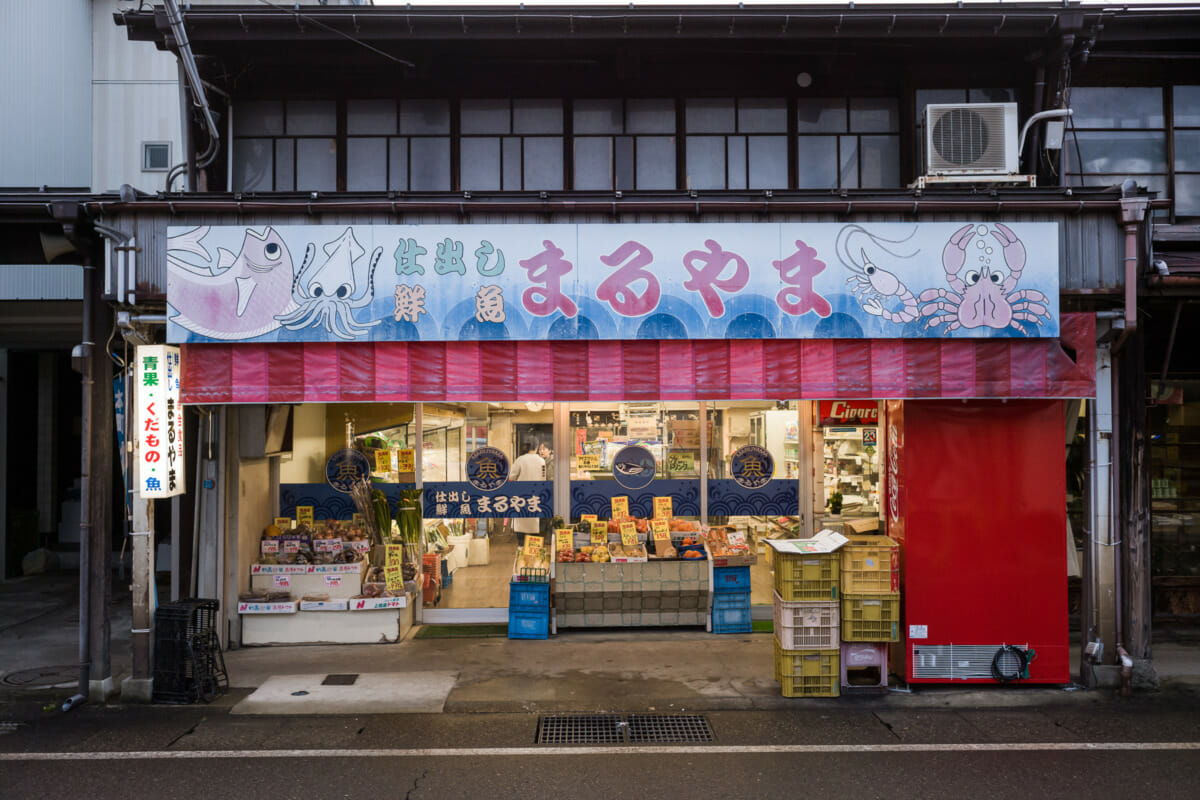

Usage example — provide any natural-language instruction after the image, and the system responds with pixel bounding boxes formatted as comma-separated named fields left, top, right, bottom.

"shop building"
left=82, top=2, right=1200, bottom=695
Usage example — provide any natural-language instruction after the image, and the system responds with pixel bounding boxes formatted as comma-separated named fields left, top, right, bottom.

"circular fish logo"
left=326, top=448, right=371, bottom=493
left=467, top=446, right=510, bottom=492
left=611, top=445, right=657, bottom=491
left=731, top=445, right=774, bottom=490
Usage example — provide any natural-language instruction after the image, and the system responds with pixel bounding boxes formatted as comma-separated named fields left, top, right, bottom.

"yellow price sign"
left=386, top=543, right=404, bottom=566
left=591, top=521, right=608, bottom=544
left=397, top=449, right=415, bottom=473
left=666, top=452, right=695, bottom=474
left=611, top=496, right=629, bottom=518
left=384, top=563, right=405, bottom=591
left=578, top=454, right=600, bottom=470
left=374, top=450, right=392, bottom=473
left=580, top=514, right=598, bottom=524
left=620, top=522, right=639, bottom=546
left=296, top=506, right=315, bottom=527
left=653, top=496, right=673, bottom=519
left=524, top=535, right=544, bottom=552
left=555, top=529, right=575, bottom=552
left=273, top=517, right=292, bottom=530
left=651, top=518, right=671, bottom=541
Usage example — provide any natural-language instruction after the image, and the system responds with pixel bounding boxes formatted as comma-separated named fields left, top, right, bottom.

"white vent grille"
left=924, top=103, right=1018, bottom=175
left=911, top=643, right=1028, bottom=681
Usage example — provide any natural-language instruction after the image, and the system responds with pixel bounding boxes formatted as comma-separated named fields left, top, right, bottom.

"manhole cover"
left=1, top=666, right=77, bottom=689
left=322, top=674, right=358, bottom=686
left=536, top=714, right=713, bottom=745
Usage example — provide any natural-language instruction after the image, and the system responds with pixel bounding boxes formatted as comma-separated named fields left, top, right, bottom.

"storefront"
left=148, top=216, right=1096, bottom=685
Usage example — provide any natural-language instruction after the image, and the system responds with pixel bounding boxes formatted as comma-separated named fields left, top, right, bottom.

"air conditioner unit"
left=921, top=102, right=1028, bottom=186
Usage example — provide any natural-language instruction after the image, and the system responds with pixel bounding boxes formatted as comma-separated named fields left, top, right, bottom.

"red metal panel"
left=895, top=400, right=1069, bottom=684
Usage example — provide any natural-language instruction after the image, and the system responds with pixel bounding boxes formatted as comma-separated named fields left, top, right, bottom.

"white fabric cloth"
left=508, top=451, right=545, bottom=534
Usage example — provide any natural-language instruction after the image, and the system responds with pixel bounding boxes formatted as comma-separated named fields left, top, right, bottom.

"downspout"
left=163, top=0, right=220, bottom=189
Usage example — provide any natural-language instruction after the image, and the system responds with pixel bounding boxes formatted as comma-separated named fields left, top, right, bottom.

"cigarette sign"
left=135, top=345, right=184, bottom=498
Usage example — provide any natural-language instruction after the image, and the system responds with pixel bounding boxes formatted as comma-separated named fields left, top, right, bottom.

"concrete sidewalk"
left=3, top=573, right=1198, bottom=712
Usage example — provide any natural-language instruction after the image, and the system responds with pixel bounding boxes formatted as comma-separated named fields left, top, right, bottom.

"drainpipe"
left=1114, top=182, right=1149, bottom=355
left=163, top=0, right=220, bottom=189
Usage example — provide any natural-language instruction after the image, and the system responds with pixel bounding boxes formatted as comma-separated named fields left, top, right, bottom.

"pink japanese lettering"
left=595, top=241, right=660, bottom=317
left=682, top=239, right=749, bottom=318
left=519, top=240, right=578, bottom=317
left=773, top=239, right=832, bottom=318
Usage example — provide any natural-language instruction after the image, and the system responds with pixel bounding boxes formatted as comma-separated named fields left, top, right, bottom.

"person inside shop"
left=509, top=437, right=545, bottom=546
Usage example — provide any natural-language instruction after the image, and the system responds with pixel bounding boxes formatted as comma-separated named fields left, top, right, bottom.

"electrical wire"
left=253, top=0, right=415, bottom=68
left=990, top=645, right=1029, bottom=683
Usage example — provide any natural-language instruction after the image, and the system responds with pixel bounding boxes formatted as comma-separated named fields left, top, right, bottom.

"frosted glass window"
left=748, top=136, right=787, bottom=189
left=234, top=102, right=284, bottom=136
left=796, top=99, right=845, bottom=133
left=614, top=136, right=635, bottom=191
left=400, top=100, right=450, bottom=134
left=502, top=137, right=523, bottom=190
left=1174, top=87, right=1200, bottom=127
left=738, top=99, right=787, bottom=133
left=636, top=137, right=676, bottom=189
left=627, top=100, right=675, bottom=134
left=462, top=137, right=501, bottom=190
left=522, top=137, right=563, bottom=190
left=514, top=100, right=563, bottom=134
left=686, top=99, right=735, bottom=133
left=287, top=101, right=336, bottom=135
left=232, top=139, right=273, bottom=190
left=1176, top=175, right=1200, bottom=217
left=296, top=138, right=336, bottom=191
left=1070, top=88, right=1163, bottom=129
left=574, top=100, right=623, bottom=135
left=797, top=136, right=838, bottom=188
left=574, top=137, right=613, bottom=190
left=839, top=136, right=859, bottom=188
left=347, top=100, right=396, bottom=135
left=727, top=137, right=748, bottom=190
left=462, top=100, right=511, bottom=134
left=409, top=137, right=449, bottom=190
left=850, top=99, right=898, bottom=133
left=860, top=135, right=900, bottom=187
left=1069, top=131, right=1167, bottom=173
left=347, top=138, right=387, bottom=190
left=274, top=140, right=294, bottom=190
left=1174, top=130, right=1200, bottom=171
left=388, top=139, right=409, bottom=191
left=686, top=136, right=726, bottom=189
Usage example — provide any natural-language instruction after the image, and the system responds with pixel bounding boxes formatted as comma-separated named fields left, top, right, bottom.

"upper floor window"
left=797, top=98, right=900, bottom=189
left=1063, top=87, right=1168, bottom=208
left=461, top=99, right=563, bottom=191
left=346, top=99, right=451, bottom=191
left=1173, top=86, right=1200, bottom=219
left=232, top=100, right=337, bottom=192
left=573, top=99, right=676, bottom=190
left=685, top=98, right=788, bottom=190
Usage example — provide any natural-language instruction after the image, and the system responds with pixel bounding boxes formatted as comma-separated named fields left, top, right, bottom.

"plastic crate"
left=840, top=642, right=889, bottom=692
left=509, top=581, right=550, bottom=610
left=773, top=594, right=839, bottom=649
left=711, top=591, right=752, bottom=634
left=773, top=551, right=840, bottom=601
left=773, top=639, right=840, bottom=698
left=840, top=593, right=901, bottom=642
left=152, top=599, right=227, bottom=704
left=508, top=608, right=549, bottom=639
left=712, top=565, right=751, bottom=593
left=840, top=536, right=900, bottom=594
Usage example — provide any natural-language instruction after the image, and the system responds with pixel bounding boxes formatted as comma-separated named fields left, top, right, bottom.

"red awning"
left=180, top=313, right=1095, bottom=404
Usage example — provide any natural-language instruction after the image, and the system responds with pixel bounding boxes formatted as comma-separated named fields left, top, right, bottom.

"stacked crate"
left=508, top=568, right=550, bottom=639
left=772, top=549, right=841, bottom=697
left=711, top=565, right=752, bottom=633
left=838, top=535, right=900, bottom=692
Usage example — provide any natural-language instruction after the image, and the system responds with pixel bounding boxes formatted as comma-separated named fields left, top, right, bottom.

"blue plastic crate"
left=713, top=566, right=751, bottom=593
left=712, top=591, right=752, bottom=634
left=441, top=558, right=453, bottom=587
left=509, top=581, right=550, bottom=609
left=508, top=608, right=549, bottom=639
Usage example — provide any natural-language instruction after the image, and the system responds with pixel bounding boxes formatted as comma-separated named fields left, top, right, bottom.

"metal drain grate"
left=536, top=714, right=713, bottom=745
left=321, top=674, right=359, bottom=686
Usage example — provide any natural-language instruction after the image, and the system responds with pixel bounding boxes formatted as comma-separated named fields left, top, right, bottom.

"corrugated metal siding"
left=0, top=265, right=84, bottom=300
left=0, top=0, right=91, bottom=188
left=104, top=208, right=1127, bottom=299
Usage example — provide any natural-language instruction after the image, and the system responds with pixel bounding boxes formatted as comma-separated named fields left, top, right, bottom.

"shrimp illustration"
left=837, top=225, right=920, bottom=325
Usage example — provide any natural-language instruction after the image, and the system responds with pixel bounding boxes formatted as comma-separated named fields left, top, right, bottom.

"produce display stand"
left=554, top=557, right=711, bottom=628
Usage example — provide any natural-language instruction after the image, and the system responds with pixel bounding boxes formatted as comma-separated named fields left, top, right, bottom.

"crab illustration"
left=918, top=223, right=1050, bottom=335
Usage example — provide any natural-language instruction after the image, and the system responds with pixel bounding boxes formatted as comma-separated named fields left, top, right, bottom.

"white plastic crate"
left=773, top=593, right=839, bottom=649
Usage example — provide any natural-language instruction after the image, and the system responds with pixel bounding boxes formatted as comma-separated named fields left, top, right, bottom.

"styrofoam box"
left=299, top=599, right=349, bottom=612
left=349, top=595, right=408, bottom=611
left=237, top=601, right=298, bottom=614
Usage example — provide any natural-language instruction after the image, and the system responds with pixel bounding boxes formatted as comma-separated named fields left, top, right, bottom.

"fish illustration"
left=167, top=226, right=298, bottom=340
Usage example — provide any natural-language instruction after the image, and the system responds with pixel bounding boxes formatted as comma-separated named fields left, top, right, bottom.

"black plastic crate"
left=152, top=599, right=227, bottom=704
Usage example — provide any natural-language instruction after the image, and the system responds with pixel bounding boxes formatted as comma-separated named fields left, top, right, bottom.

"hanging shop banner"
left=819, top=400, right=881, bottom=426
left=165, top=222, right=1059, bottom=344
left=134, top=345, right=185, bottom=498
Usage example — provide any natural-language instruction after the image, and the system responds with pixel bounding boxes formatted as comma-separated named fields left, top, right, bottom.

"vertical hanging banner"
left=135, top=345, right=185, bottom=498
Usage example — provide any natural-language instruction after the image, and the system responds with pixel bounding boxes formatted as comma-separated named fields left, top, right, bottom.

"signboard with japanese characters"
left=422, top=481, right=551, bottom=519
left=165, top=222, right=1060, bottom=344
left=134, top=345, right=184, bottom=498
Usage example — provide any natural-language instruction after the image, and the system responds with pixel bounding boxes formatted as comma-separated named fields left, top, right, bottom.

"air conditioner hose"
left=991, top=645, right=1034, bottom=684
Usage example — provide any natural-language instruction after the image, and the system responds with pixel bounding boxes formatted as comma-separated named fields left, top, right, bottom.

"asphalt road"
left=2, top=694, right=1199, bottom=799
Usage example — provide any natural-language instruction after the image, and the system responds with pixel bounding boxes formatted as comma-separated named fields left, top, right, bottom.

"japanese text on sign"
left=134, top=345, right=184, bottom=498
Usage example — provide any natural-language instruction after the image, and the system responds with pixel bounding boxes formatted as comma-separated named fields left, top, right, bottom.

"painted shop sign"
left=134, top=344, right=184, bottom=498
left=165, top=222, right=1059, bottom=344
left=819, top=400, right=881, bottom=425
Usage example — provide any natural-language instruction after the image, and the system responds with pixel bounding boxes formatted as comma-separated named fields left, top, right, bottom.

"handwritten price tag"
left=555, top=529, right=574, bottom=552
left=581, top=514, right=598, bottom=524
left=386, top=544, right=404, bottom=566
left=273, top=517, right=292, bottom=529
left=261, top=539, right=280, bottom=554
left=273, top=575, right=290, bottom=588
left=296, top=506, right=315, bottom=527
left=384, top=564, right=405, bottom=591
left=651, top=519, right=671, bottom=541
left=653, top=496, right=673, bottom=519
left=397, top=449, right=415, bottom=473
left=324, top=575, right=342, bottom=588
left=591, top=521, right=608, bottom=544
left=620, top=522, right=639, bottom=546
left=578, top=454, right=599, bottom=470
left=727, top=531, right=747, bottom=546
left=375, top=450, right=392, bottom=473
left=524, top=535, right=544, bottom=552
left=611, top=496, right=629, bottom=518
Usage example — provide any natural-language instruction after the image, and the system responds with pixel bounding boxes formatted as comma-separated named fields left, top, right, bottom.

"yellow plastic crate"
left=840, top=593, right=901, bottom=642
left=773, top=639, right=840, bottom=698
left=772, top=551, right=839, bottom=601
left=840, top=536, right=900, bottom=594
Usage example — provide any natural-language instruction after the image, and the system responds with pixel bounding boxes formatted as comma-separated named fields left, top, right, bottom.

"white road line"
left=3, top=742, right=1200, bottom=761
